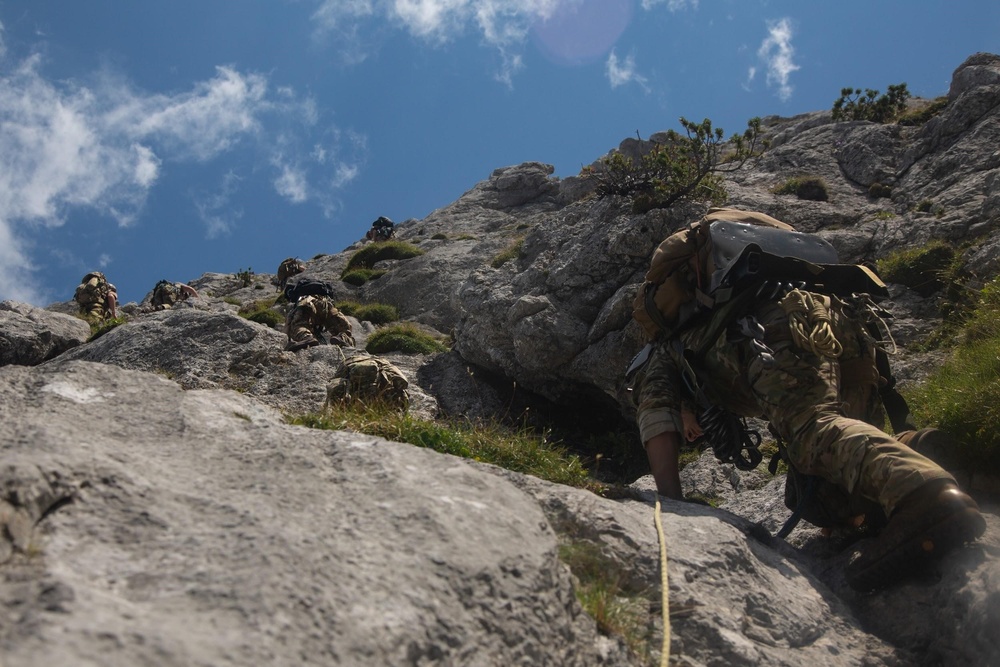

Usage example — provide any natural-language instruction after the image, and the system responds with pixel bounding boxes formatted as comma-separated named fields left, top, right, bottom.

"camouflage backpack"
left=276, top=257, right=306, bottom=290
left=151, top=280, right=181, bottom=308
left=326, top=354, right=409, bottom=410
left=74, top=272, right=109, bottom=306
left=631, top=207, right=886, bottom=341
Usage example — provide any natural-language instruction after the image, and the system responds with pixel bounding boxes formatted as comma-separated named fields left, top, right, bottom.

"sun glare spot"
left=531, top=0, right=633, bottom=67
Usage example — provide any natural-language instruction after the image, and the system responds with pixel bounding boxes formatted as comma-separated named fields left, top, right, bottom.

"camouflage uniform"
left=285, top=294, right=354, bottom=350
left=275, top=258, right=306, bottom=291
left=148, top=281, right=193, bottom=311
left=635, top=291, right=954, bottom=520
left=326, top=353, right=409, bottom=410
left=74, top=272, right=117, bottom=321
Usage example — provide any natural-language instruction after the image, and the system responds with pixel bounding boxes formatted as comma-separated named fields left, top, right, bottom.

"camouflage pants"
left=78, top=301, right=108, bottom=321
left=746, top=301, right=953, bottom=518
left=286, top=308, right=319, bottom=346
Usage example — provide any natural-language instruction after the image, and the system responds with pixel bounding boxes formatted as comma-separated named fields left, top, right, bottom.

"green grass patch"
left=289, top=404, right=590, bottom=487
left=875, top=239, right=957, bottom=297
left=897, top=96, right=949, bottom=126
left=341, top=268, right=388, bottom=286
left=771, top=175, right=829, bottom=201
left=490, top=237, right=525, bottom=268
left=355, top=303, right=400, bottom=325
left=366, top=322, right=448, bottom=355
left=344, top=240, right=425, bottom=271
left=558, top=540, right=653, bottom=661
left=904, top=277, right=1000, bottom=474
left=88, top=316, right=127, bottom=341
left=238, top=298, right=284, bottom=327
left=335, top=300, right=399, bottom=325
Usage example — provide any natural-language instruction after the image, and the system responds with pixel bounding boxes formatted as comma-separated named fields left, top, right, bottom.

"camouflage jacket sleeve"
left=634, top=341, right=686, bottom=444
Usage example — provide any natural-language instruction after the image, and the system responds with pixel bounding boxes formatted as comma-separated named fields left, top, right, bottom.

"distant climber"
left=285, top=294, right=355, bottom=351
left=366, top=216, right=395, bottom=242
left=146, top=280, right=199, bottom=311
left=73, top=272, right=118, bottom=321
left=326, top=353, right=409, bottom=411
left=274, top=257, right=306, bottom=291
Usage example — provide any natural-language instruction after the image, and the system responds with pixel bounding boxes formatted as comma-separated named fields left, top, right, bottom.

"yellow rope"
left=781, top=289, right=843, bottom=358
left=654, top=499, right=671, bottom=667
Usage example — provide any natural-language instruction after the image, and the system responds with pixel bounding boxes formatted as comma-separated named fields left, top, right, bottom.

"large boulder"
left=9, top=360, right=998, bottom=665
left=0, top=301, right=91, bottom=367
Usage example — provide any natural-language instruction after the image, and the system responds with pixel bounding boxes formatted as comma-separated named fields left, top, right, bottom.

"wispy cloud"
left=756, top=17, right=799, bottom=102
left=640, top=0, right=698, bottom=10
left=606, top=49, right=649, bottom=91
left=0, top=46, right=365, bottom=301
left=194, top=171, right=244, bottom=240
left=310, top=0, right=562, bottom=86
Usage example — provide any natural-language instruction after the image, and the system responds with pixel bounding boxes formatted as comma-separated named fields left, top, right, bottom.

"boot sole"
left=846, top=506, right=986, bottom=592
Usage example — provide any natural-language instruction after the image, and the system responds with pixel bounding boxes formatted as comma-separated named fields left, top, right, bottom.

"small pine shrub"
left=772, top=176, right=829, bottom=201
left=431, top=233, right=448, bottom=240
left=366, top=322, right=448, bottom=355
left=916, top=199, right=934, bottom=213
left=831, top=83, right=910, bottom=123
left=234, top=267, right=255, bottom=287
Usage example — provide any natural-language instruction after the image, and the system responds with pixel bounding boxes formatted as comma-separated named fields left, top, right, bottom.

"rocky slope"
left=2, top=52, right=999, bottom=666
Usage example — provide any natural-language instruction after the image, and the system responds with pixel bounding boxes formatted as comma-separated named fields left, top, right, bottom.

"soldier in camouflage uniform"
left=73, top=272, right=118, bottom=321
left=635, top=289, right=985, bottom=590
left=326, top=353, right=409, bottom=411
left=274, top=257, right=306, bottom=292
left=285, top=294, right=355, bottom=351
left=147, top=280, right=199, bottom=311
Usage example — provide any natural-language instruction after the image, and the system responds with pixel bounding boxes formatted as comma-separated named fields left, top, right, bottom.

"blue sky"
left=1, top=0, right=997, bottom=306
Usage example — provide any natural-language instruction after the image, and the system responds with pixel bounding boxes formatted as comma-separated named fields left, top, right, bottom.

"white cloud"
left=311, top=0, right=563, bottom=84
left=757, top=17, right=799, bottom=102
left=274, top=163, right=310, bottom=203
left=641, top=0, right=698, bottom=10
left=0, top=45, right=366, bottom=302
left=194, top=171, right=244, bottom=240
left=606, top=49, right=649, bottom=91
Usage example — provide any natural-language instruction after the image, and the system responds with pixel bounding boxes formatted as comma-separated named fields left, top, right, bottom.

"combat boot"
left=845, top=479, right=985, bottom=591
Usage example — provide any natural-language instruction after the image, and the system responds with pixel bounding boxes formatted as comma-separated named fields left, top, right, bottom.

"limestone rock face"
left=0, top=301, right=91, bottom=367
left=10, top=360, right=997, bottom=666
left=3, top=52, right=1000, bottom=667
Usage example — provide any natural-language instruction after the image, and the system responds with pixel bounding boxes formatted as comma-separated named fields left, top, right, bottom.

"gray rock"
left=0, top=300, right=91, bottom=367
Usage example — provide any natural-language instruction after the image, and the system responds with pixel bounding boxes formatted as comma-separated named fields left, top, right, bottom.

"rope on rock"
left=654, top=498, right=671, bottom=667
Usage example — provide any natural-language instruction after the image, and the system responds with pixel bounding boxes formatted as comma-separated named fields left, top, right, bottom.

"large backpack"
left=276, top=257, right=306, bottom=289
left=151, top=280, right=180, bottom=308
left=326, top=354, right=409, bottom=409
left=284, top=277, right=336, bottom=303
left=74, top=272, right=109, bottom=306
left=632, top=208, right=887, bottom=341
